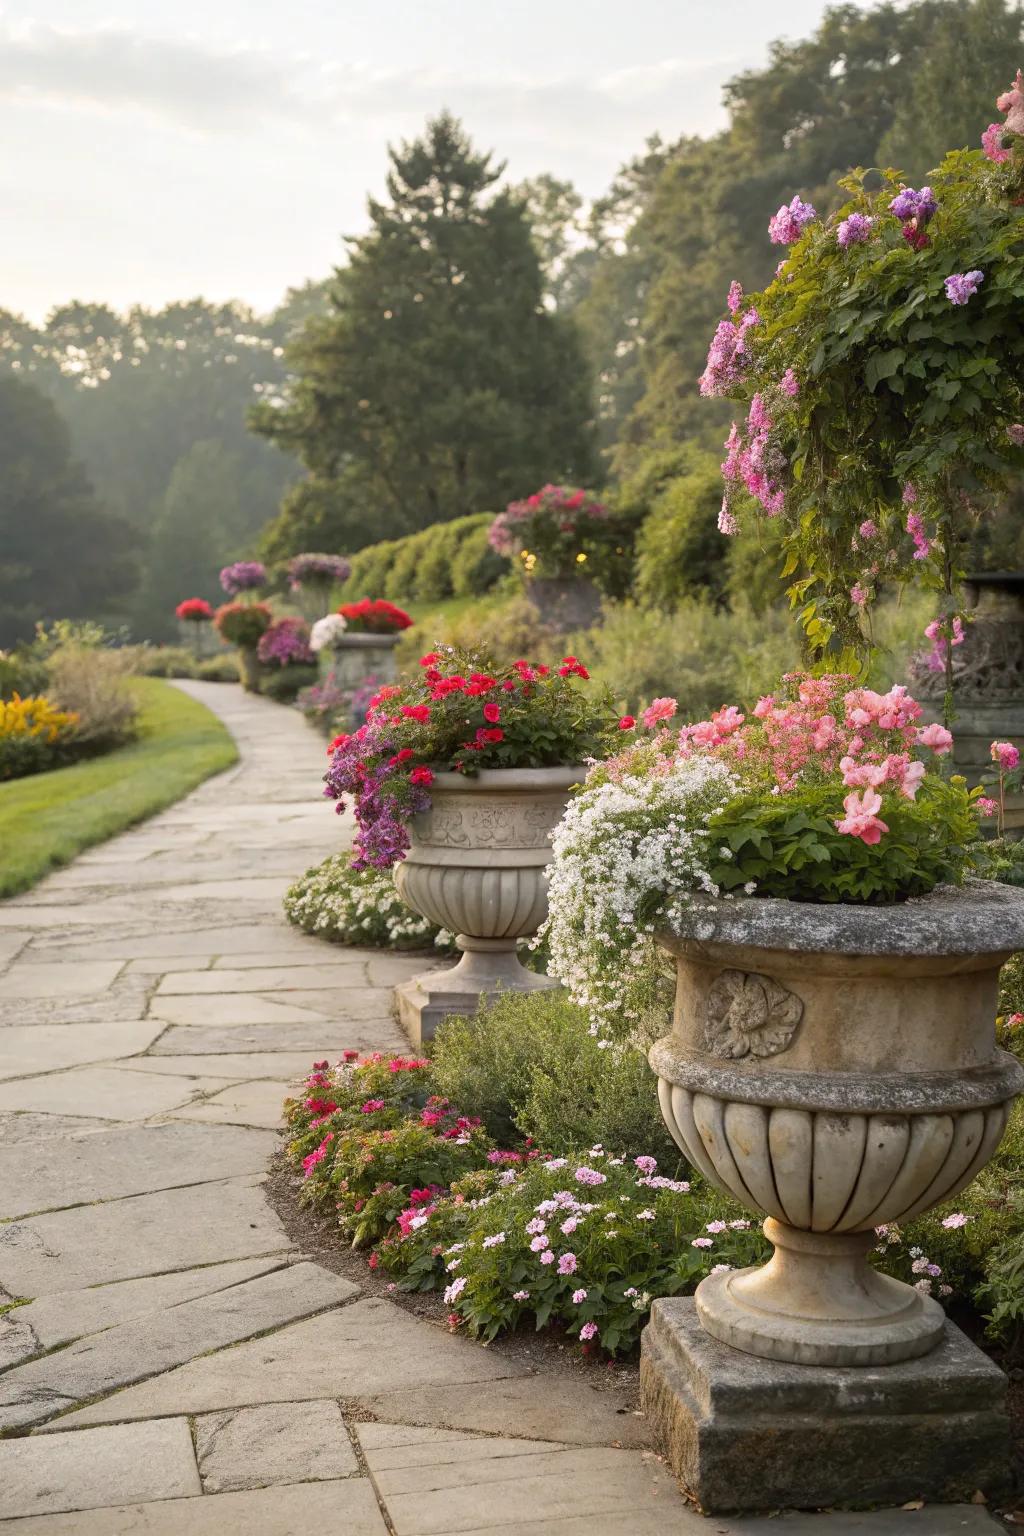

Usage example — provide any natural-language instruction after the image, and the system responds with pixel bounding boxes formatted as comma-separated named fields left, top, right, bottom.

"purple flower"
left=837, top=213, right=874, bottom=247
left=257, top=616, right=314, bottom=668
left=573, top=1166, right=606, bottom=1186
left=287, top=552, right=352, bottom=587
left=768, top=195, right=816, bottom=245
left=780, top=368, right=799, bottom=397
left=726, top=280, right=743, bottom=314
left=633, top=1155, right=657, bottom=1176
left=219, top=560, right=266, bottom=595
left=889, top=185, right=938, bottom=222
left=944, top=270, right=984, bottom=306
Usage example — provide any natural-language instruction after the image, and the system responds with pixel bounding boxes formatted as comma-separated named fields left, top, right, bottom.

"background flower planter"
left=318, top=633, right=399, bottom=692
left=524, top=576, right=602, bottom=632
left=393, top=766, right=580, bottom=1041
left=920, top=572, right=1024, bottom=834
left=237, top=645, right=261, bottom=692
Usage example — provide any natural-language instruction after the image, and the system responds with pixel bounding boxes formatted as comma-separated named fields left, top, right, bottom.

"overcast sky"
left=1, top=1, right=863, bottom=321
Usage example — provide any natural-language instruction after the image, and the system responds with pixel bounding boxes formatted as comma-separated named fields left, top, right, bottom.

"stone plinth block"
left=395, top=950, right=556, bottom=1044
left=639, top=1297, right=1011, bottom=1514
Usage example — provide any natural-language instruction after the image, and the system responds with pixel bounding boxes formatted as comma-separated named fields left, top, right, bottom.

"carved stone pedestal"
left=640, top=1297, right=1012, bottom=1513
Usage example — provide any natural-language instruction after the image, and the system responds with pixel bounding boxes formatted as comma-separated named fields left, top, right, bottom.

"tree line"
left=0, top=0, right=1019, bottom=646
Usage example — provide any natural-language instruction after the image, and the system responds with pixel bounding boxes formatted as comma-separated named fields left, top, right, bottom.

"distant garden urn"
left=319, top=634, right=399, bottom=693
left=524, top=576, right=603, bottom=633
left=918, top=573, right=1024, bottom=833
left=393, top=767, right=579, bottom=1042
left=648, top=883, right=1024, bottom=1367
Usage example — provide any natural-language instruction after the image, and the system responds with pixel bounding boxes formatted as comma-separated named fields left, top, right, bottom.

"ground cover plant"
left=0, top=676, right=237, bottom=896
left=284, top=855, right=454, bottom=951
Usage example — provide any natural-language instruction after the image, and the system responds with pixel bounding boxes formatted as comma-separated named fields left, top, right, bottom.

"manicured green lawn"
left=0, top=678, right=238, bottom=898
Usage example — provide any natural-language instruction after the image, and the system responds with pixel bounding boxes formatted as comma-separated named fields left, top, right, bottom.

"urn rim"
left=657, top=880, right=1024, bottom=959
left=427, top=766, right=586, bottom=792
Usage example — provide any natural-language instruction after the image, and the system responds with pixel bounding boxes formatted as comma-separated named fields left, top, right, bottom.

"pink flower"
left=530, top=1234, right=550, bottom=1252
left=941, top=1212, right=970, bottom=1229
left=835, top=788, right=889, bottom=845
left=1008, top=424, right=1024, bottom=446
left=634, top=1155, right=657, bottom=1175
left=859, top=519, right=878, bottom=540
left=692, top=1237, right=714, bottom=1249
left=572, top=1288, right=588, bottom=1304
left=574, top=1166, right=607, bottom=1186
left=641, top=697, right=678, bottom=729
left=360, top=1099, right=386, bottom=1114
left=991, top=741, right=1020, bottom=771
left=557, top=1252, right=578, bottom=1276
left=513, top=1289, right=530, bottom=1301
left=579, top=1321, right=599, bottom=1341
left=982, top=122, right=1011, bottom=163
left=539, top=1249, right=555, bottom=1265
left=916, top=722, right=953, bottom=755
left=839, top=756, right=887, bottom=791
left=780, top=368, right=799, bottom=396
left=977, top=796, right=999, bottom=817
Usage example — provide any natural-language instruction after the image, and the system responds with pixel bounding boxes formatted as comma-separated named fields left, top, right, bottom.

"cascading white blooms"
left=309, top=613, right=348, bottom=652
left=540, top=756, right=738, bottom=1036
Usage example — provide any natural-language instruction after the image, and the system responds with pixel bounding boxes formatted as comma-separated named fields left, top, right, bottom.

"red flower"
left=388, top=748, right=415, bottom=767
left=368, top=1253, right=380, bottom=1270
left=618, top=716, right=636, bottom=730
left=431, top=677, right=468, bottom=697
left=342, top=1049, right=360, bottom=1062
left=478, top=727, right=504, bottom=744
left=409, top=765, right=434, bottom=786
left=482, top=702, right=501, bottom=724
left=419, top=652, right=440, bottom=666
left=338, top=598, right=413, bottom=633
left=558, top=656, right=590, bottom=680
left=327, top=733, right=350, bottom=754
left=175, top=597, right=214, bottom=621
left=401, top=704, right=431, bottom=722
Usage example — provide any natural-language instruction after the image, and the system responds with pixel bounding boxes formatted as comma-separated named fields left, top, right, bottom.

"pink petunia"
left=835, top=788, right=889, bottom=845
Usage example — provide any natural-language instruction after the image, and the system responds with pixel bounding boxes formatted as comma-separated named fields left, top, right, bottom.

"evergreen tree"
left=0, top=377, right=138, bottom=646
left=253, top=113, right=596, bottom=555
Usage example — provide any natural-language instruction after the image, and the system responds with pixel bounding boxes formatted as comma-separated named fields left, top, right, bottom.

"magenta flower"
left=768, top=195, right=816, bottom=244
left=991, top=740, right=1020, bottom=772
left=982, top=123, right=1011, bottom=164
left=219, top=560, right=267, bottom=595
left=836, top=213, right=874, bottom=247
left=360, top=1098, right=385, bottom=1114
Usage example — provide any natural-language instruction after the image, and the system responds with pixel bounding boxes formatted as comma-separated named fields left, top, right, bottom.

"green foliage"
left=132, top=645, right=239, bottom=682
left=0, top=677, right=237, bottom=896
left=0, top=650, right=49, bottom=701
left=283, top=854, right=452, bottom=949
left=430, top=991, right=679, bottom=1165
left=213, top=602, right=272, bottom=648
left=709, top=774, right=980, bottom=903
left=723, top=150, right=1024, bottom=653
left=569, top=598, right=799, bottom=717
left=0, top=377, right=139, bottom=648
left=259, top=663, right=318, bottom=703
left=341, top=514, right=509, bottom=606
left=252, top=114, right=595, bottom=551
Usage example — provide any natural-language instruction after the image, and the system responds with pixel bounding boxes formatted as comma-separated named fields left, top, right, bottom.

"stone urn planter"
left=393, top=766, right=580, bottom=1041
left=237, top=646, right=261, bottom=693
left=640, top=881, right=1024, bottom=1508
left=524, top=576, right=603, bottom=633
left=649, top=882, right=1024, bottom=1366
left=319, top=633, right=399, bottom=692
left=918, top=572, right=1024, bottom=832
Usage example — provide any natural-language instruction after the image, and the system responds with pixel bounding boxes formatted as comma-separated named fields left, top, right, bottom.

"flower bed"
left=283, top=855, right=454, bottom=951
left=283, top=1011, right=1024, bottom=1358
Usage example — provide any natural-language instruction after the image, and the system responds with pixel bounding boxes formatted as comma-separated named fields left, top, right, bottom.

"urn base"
left=696, top=1218, right=946, bottom=1366
left=640, top=1296, right=1011, bottom=1513
left=395, top=941, right=558, bottom=1044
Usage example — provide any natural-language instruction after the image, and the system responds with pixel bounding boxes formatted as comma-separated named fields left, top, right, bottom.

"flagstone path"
left=0, top=682, right=1001, bottom=1532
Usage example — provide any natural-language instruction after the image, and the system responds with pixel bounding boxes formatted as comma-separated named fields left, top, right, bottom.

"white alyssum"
left=284, top=855, right=450, bottom=949
left=310, top=613, right=348, bottom=652
left=539, top=755, right=737, bottom=1035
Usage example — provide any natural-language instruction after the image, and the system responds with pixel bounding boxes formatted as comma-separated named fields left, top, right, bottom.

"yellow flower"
left=1, top=693, right=78, bottom=745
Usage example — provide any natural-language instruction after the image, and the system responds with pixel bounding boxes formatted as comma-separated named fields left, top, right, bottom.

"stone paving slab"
left=155, top=963, right=371, bottom=993
left=195, top=1399, right=358, bottom=1492
left=0, top=1263, right=357, bottom=1431
left=0, top=1419, right=200, bottom=1520
left=116, top=1051, right=318, bottom=1080
left=0, top=1175, right=287, bottom=1295
left=0, top=1477, right=389, bottom=1534
left=0, top=1111, right=114, bottom=1144
left=56, top=1299, right=531, bottom=1426
left=0, top=1122, right=273, bottom=1218
left=6, top=1256, right=295, bottom=1353
left=38, top=925, right=336, bottom=961
left=0, top=1021, right=165, bottom=1081
left=0, top=1064, right=228, bottom=1122
left=360, top=1372, right=652, bottom=1448
left=147, top=993, right=337, bottom=1026
left=148, top=1021, right=406, bottom=1056
left=2, top=960, right=125, bottom=997
left=168, top=1077, right=293, bottom=1129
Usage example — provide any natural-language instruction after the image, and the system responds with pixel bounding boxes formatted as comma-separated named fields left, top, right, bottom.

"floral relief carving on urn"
left=703, top=969, right=803, bottom=1060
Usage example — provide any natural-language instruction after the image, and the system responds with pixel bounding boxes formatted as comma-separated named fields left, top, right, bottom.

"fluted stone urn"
left=319, top=633, right=399, bottom=691
left=393, top=767, right=580, bottom=1041
left=640, top=882, right=1024, bottom=1510
left=649, top=882, right=1024, bottom=1368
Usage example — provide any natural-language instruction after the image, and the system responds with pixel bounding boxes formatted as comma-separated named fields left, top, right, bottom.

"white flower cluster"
left=540, top=756, right=737, bottom=1035
left=310, top=613, right=348, bottom=652
left=284, top=854, right=452, bottom=949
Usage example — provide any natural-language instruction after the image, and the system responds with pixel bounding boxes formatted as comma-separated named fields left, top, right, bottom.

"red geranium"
left=175, top=597, right=214, bottom=622
left=482, top=702, right=501, bottom=724
left=339, top=598, right=414, bottom=634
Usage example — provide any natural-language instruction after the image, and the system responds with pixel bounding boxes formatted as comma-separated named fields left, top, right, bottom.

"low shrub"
left=283, top=855, right=454, bottom=950
left=0, top=650, right=49, bottom=701
left=260, top=663, right=318, bottom=703
left=342, top=515, right=507, bottom=607
left=430, top=992, right=677, bottom=1163
left=134, top=646, right=238, bottom=681
left=46, top=642, right=139, bottom=751
left=0, top=693, right=79, bottom=780
left=396, top=593, right=543, bottom=671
